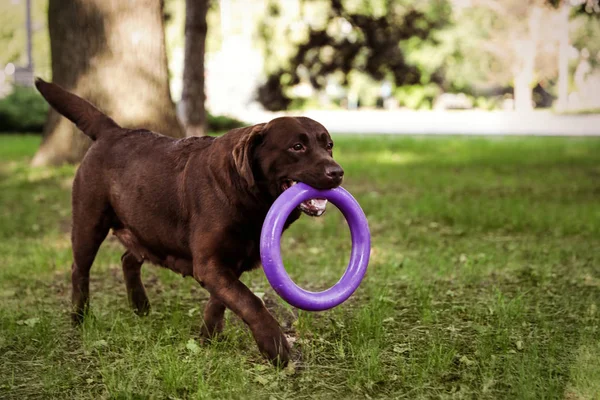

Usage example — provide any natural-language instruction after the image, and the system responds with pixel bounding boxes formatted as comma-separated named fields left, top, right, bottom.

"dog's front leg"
left=193, top=258, right=290, bottom=366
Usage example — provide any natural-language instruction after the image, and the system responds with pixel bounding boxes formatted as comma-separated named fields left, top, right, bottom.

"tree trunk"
left=511, top=6, right=542, bottom=112
left=181, top=0, right=209, bottom=137
left=32, top=0, right=184, bottom=167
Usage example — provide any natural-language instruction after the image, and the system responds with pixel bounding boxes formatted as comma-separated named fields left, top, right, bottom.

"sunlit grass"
left=1, top=133, right=599, bottom=399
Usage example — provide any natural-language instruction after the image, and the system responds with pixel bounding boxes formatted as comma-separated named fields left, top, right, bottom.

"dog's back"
left=35, top=78, right=215, bottom=216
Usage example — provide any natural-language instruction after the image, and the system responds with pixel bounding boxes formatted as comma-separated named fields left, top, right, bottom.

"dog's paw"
left=252, top=324, right=291, bottom=368
left=71, top=311, right=84, bottom=326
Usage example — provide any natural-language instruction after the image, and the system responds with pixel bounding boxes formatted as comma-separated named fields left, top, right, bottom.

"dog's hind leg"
left=70, top=169, right=114, bottom=325
left=200, top=295, right=227, bottom=339
left=200, top=269, right=242, bottom=339
left=121, top=251, right=150, bottom=315
left=70, top=205, right=111, bottom=324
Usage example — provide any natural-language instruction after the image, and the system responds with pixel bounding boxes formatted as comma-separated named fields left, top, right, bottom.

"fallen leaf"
left=187, top=307, right=198, bottom=317
left=459, top=355, right=475, bottom=366
left=186, top=339, right=200, bottom=354
left=284, top=361, right=297, bottom=376
left=516, top=340, right=524, bottom=351
left=393, top=344, right=409, bottom=354
left=254, top=375, right=270, bottom=386
left=17, top=317, right=40, bottom=327
left=92, top=339, right=108, bottom=348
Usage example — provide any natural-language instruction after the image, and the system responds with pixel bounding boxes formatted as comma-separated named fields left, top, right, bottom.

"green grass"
left=1, top=133, right=599, bottom=399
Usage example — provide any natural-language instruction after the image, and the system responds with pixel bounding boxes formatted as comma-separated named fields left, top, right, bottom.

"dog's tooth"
left=312, top=199, right=327, bottom=209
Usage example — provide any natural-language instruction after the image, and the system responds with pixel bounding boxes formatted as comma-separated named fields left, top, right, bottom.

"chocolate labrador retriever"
left=35, top=78, right=343, bottom=366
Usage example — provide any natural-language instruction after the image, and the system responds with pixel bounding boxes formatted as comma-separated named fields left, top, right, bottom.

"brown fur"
left=35, top=78, right=344, bottom=366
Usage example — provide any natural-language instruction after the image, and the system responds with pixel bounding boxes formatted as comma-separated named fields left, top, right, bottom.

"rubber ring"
left=260, top=182, right=371, bottom=311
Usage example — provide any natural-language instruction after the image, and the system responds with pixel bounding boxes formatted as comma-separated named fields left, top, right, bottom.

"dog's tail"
left=35, top=78, right=120, bottom=141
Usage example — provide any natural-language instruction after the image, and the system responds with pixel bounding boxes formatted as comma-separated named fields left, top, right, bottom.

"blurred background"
left=1, top=0, right=599, bottom=163
left=2, top=2, right=600, bottom=397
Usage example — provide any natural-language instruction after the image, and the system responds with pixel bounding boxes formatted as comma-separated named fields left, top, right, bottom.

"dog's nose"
left=325, top=165, right=344, bottom=180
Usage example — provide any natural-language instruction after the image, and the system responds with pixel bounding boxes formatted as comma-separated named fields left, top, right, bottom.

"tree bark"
left=32, top=0, right=184, bottom=167
left=181, top=0, right=209, bottom=137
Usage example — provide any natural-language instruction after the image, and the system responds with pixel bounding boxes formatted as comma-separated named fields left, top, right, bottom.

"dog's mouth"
left=281, top=180, right=328, bottom=217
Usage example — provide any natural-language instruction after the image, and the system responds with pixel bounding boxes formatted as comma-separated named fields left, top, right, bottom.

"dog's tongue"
left=300, top=198, right=328, bottom=216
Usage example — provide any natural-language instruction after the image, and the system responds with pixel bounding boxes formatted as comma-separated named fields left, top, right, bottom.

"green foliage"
left=440, top=1, right=600, bottom=96
left=256, top=0, right=453, bottom=110
left=0, top=0, right=51, bottom=77
left=435, top=6, right=511, bottom=93
left=474, top=95, right=501, bottom=110
left=0, top=86, right=48, bottom=133
left=1, top=134, right=600, bottom=398
left=287, top=96, right=338, bottom=111
left=256, top=0, right=600, bottom=111
left=570, top=11, right=600, bottom=69
left=394, top=83, right=441, bottom=109
left=206, top=112, right=246, bottom=132
left=556, top=107, right=600, bottom=115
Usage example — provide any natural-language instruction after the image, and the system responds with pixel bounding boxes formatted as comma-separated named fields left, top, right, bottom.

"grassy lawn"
left=1, top=133, right=599, bottom=399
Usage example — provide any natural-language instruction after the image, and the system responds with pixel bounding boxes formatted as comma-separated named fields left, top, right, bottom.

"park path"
left=235, top=109, right=600, bottom=136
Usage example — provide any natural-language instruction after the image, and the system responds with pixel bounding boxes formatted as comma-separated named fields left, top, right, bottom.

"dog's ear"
left=232, top=124, right=265, bottom=187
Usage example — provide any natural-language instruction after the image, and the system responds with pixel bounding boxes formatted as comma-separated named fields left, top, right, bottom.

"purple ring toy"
left=260, top=182, right=370, bottom=311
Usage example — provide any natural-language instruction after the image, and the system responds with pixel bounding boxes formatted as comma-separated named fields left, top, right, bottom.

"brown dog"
left=35, top=78, right=343, bottom=366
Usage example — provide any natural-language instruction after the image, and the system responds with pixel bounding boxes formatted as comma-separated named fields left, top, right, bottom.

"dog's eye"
left=291, top=143, right=305, bottom=151
left=327, top=142, right=334, bottom=150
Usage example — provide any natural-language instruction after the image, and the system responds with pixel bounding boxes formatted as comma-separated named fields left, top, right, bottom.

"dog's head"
left=232, top=116, right=343, bottom=216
